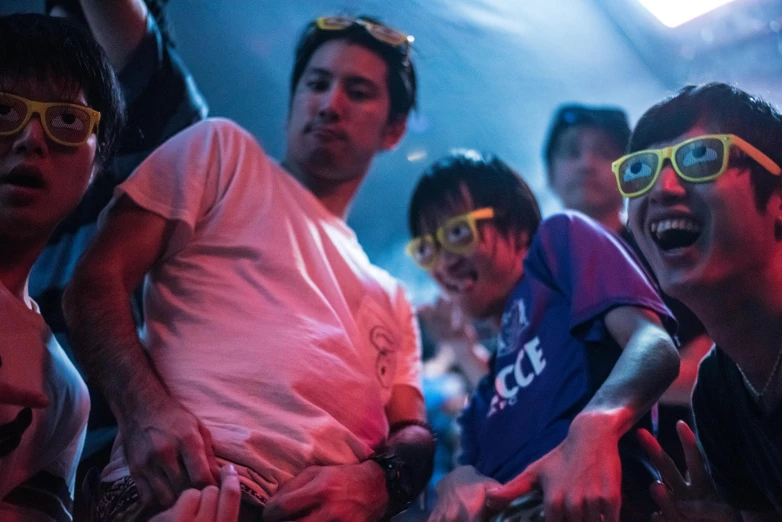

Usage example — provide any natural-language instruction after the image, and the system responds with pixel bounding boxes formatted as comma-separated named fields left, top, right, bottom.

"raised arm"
left=486, top=306, right=679, bottom=522
left=78, top=0, right=149, bottom=71
left=63, top=196, right=218, bottom=509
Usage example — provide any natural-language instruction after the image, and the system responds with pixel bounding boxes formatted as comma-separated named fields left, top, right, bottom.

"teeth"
left=650, top=218, right=702, bottom=237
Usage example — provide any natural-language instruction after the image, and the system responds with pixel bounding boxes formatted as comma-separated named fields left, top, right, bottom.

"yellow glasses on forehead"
left=0, top=92, right=101, bottom=147
left=613, top=133, right=781, bottom=198
left=406, top=208, right=495, bottom=270
left=314, top=16, right=414, bottom=63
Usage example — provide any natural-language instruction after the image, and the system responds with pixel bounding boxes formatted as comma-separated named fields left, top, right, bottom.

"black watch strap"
left=370, top=452, right=414, bottom=518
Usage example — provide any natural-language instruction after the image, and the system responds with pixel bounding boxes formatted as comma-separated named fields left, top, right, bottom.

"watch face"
left=492, top=491, right=544, bottom=522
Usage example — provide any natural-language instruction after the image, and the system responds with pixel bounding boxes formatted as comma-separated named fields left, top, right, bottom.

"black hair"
left=544, top=104, right=631, bottom=180
left=0, top=13, right=125, bottom=170
left=408, top=151, right=541, bottom=244
left=290, top=16, right=417, bottom=122
left=630, top=83, right=782, bottom=211
left=44, top=0, right=175, bottom=47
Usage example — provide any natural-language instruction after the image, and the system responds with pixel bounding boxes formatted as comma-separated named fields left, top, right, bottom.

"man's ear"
left=381, top=115, right=407, bottom=151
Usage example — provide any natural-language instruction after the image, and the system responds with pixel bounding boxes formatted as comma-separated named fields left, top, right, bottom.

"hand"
left=419, top=297, right=478, bottom=348
left=120, top=396, right=220, bottom=508
left=428, top=465, right=501, bottom=522
left=150, top=464, right=242, bottom=522
left=263, top=461, right=388, bottom=522
left=485, top=414, right=623, bottom=522
left=638, top=422, right=740, bottom=521
left=0, top=381, right=49, bottom=408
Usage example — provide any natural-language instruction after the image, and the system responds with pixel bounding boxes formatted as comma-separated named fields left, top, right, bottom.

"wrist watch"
left=369, top=452, right=415, bottom=518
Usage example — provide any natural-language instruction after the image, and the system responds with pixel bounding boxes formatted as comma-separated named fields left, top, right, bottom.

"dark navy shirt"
left=458, top=212, right=676, bottom=483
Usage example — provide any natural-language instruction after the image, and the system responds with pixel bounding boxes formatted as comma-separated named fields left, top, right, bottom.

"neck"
left=0, top=235, right=45, bottom=301
left=679, top=264, right=782, bottom=407
left=281, top=158, right=366, bottom=219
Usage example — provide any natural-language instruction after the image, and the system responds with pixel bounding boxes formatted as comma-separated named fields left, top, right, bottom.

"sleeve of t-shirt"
left=106, top=118, right=267, bottom=260
left=391, top=286, right=423, bottom=393
left=692, top=349, right=775, bottom=511
left=524, top=212, right=676, bottom=341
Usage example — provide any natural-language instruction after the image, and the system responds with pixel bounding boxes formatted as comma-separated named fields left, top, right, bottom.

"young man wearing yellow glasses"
left=407, top=151, right=679, bottom=522
left=0, top=13, right=123, bottom=520
left=64, top=14, right=433, bottom=522
left=626, top=83, right=782, bottom=519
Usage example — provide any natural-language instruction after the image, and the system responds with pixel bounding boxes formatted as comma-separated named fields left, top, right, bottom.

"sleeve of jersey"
left=109, top=118, right=265, bottom=259
left=391, top=286, right=423, bottom=392
left=524, top=212, right=677, bottom=340
left=691, top=351, right=775, bottom=511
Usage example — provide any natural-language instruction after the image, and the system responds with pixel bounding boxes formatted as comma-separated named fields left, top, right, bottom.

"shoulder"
left=534, top=211, right=614, bottom=245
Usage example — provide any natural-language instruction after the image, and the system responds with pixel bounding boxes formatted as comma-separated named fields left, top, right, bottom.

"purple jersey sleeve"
left=523, top=212, right=677, bottom=340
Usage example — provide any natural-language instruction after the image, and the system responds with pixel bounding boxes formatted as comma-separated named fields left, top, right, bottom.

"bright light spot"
left=639, top=0, right=736, bottom=28
left=407, top=150, right=428, bottom=162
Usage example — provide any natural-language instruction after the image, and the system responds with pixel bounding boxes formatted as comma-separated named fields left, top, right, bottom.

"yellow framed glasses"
left=0, top=92, right=101, bottom=147
left=314, top=16, right=413, bottom=64
left=406, top=208, right=495, bottom=270
left=613, top=133, right=781, bottom=198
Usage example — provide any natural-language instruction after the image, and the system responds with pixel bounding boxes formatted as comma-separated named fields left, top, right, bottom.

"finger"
left=133, top=475, right=158, bottom=508
left=194, top=485, right=219, bottom=521
left=601, top=496, right=620, bottom=522
left=484, top=469, right=536, bottom=511
left=181, top=428, right=218, bottom=489
left=650, top=481, right=679, bottom=521
left=217, top=465, right=241, bottom=522
left=675, top=421, right=709, bottom=490
left=199, top=423, right=222, bottom=483
left=161, top=456, right=191, bottom=499
left=147, top=467, right=178, bottom=508
left=584, top=497, right=603, bottom=522
left=544, top=494, right=565, bottom=522
left=679, top=500, right=739, bottom=521
left=637, top=428, right=687, bottom=496
left=0, top=383, right=49, bottom=408
left=152, top=488, right=201, bottom=521
left=264, top=483, right=319, bottom=522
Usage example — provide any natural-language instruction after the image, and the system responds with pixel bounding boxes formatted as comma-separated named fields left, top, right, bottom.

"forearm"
left=63, top=268, right=168, bottom=420
left=386, top=422, right=436, bottom=497
left=579, top=320, right=679, bottom=438
left=78, top=0, right=148, bottom=71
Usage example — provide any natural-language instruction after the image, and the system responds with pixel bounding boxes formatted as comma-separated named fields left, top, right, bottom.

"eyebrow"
left=304, top=67, right=381, bottom=90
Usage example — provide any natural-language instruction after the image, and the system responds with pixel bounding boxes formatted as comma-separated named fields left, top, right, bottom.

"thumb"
left=484, top=469, right=537, bottom=512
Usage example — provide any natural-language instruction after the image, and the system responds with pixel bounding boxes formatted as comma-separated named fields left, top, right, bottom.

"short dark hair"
left=45, top=0, right=175, bottom=46
left=409, top=151, right=541, bottom=244
left=544, top=104, right=631, bottom=178
left=630, top=83, right=782, bottom=211
left=0, top=13, right=124, bottom=171
left=290, top=16, right=417, bottom=122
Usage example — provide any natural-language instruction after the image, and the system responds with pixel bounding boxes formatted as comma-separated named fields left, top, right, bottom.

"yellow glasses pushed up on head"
left=612, top=133, right=781, bottom=198
left=406, top=208, right=494, bottom=270
left=314, top=16, right=414, bottom=64
left=0, top=92, right=101, bottom=147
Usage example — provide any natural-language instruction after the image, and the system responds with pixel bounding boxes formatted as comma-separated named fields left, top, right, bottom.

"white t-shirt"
left=0, top=282, right=90, bottom=521
left=101, top=118, right=422, bottom=504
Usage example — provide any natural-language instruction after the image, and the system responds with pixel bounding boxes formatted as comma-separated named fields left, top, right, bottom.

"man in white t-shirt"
left=65, top=16, right=433, bottom=522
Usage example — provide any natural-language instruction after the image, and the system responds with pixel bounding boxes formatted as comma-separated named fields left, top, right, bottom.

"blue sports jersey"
left=458, top=211, right=676, bottom=483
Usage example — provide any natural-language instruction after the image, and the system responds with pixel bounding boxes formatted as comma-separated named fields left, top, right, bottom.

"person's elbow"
left=650, top=327, right=681, bottom=389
